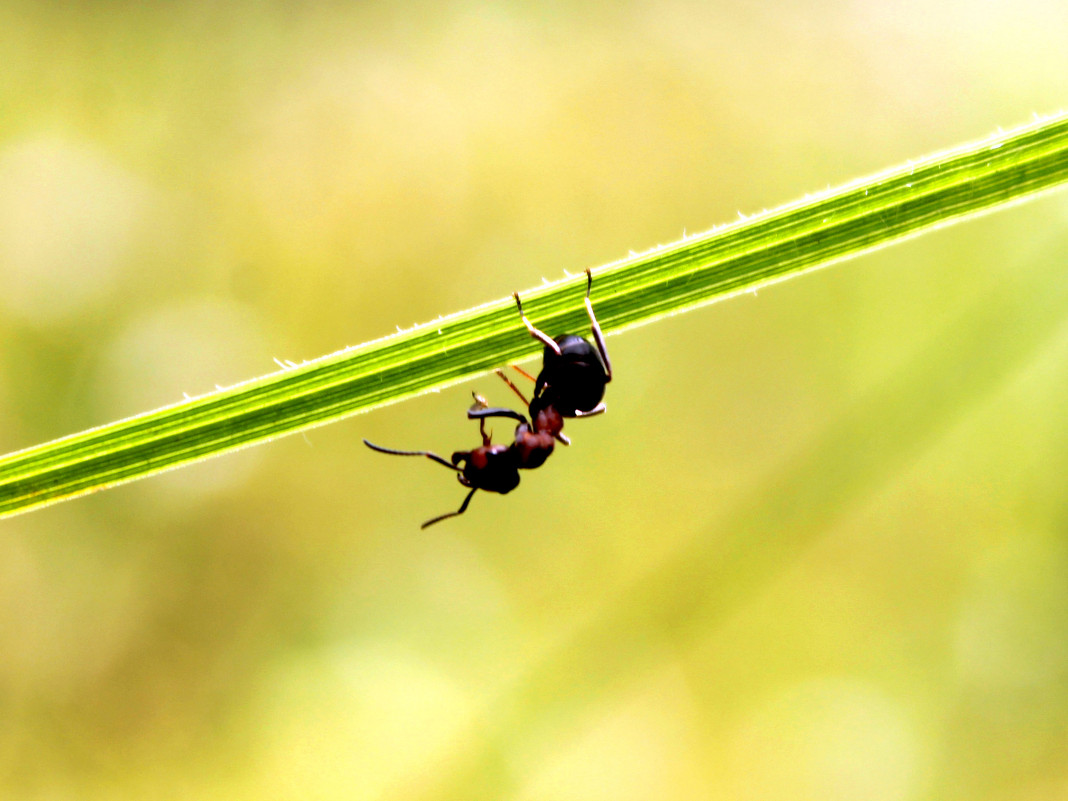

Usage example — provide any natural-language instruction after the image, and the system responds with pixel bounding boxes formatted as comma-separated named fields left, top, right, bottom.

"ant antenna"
left=362, top=439, right=460, bottom=472
left=421, top=488, right=477, bottom=529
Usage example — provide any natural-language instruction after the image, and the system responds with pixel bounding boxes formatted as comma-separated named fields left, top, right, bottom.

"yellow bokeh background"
left=2, top=2, right=1067, bottom=799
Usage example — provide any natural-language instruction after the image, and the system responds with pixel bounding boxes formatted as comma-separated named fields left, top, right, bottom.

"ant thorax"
left=513, top=422, right=555, bottom=469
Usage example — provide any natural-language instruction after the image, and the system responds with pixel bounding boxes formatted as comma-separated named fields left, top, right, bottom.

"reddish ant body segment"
left=364, top=269, right=612, bottom=528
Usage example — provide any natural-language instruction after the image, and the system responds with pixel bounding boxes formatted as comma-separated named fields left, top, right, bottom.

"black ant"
left=364, top=269, right=612, bottom=528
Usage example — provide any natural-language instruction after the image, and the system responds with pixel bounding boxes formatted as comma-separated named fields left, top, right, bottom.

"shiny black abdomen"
left=536, top=334, right=608, bottom=416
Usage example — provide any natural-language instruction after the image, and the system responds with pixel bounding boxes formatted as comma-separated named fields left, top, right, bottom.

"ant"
left=364, top=269, right=612, bottom=528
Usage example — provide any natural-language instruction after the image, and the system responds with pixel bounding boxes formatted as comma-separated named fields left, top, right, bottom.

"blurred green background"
left=2, top=1, right=1068, bottom=799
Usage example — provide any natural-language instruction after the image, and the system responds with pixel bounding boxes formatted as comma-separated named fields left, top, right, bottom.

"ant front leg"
left=477, top=416, right=492, bottom=446
left=468, top=406, right=529, bottom=426
left=584, top=269, right=612, bottom=381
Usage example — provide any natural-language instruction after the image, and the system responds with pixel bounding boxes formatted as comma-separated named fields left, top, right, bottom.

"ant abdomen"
left=537, top=336, right=608, bottom=416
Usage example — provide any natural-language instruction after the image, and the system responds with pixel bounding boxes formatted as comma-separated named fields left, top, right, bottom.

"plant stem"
left=2, top=111, right=1067, bottom=518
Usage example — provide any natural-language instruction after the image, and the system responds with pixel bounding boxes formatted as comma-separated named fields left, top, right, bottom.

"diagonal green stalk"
left=2, top=111, right=1068, bottom=519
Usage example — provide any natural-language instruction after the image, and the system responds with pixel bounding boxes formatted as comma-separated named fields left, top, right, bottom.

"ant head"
left=453, top=444, right=520, bottom=494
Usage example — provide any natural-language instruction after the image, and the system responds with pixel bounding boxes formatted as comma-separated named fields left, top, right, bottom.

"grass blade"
left=2, top=111, right=1067, bottom=518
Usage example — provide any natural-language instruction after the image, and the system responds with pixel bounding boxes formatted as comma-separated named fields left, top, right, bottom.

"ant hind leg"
left=514, top=291, right=562, bottom=356
left=584, top=269, right=612, bottom=381
left=572, top=401, right=607, bottom=418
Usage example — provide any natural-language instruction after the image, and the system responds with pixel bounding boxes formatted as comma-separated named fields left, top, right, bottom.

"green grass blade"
left=2, top=111, right=1067, bottom=518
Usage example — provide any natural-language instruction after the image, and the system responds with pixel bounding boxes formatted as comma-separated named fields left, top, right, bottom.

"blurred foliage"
left=1, top=1, right=1067, bottom=800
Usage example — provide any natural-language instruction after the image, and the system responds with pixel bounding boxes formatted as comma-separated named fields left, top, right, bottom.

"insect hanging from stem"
left=364, top=269, right=613, bottom=528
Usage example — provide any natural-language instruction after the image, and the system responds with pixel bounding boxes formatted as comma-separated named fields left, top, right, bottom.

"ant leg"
left=477, top=417, right=492, bottom=446
left=363, top=439, right=460, bottom=472
left=514, top=291, right=562, bottom=356
left=573, top=401, right=607, bottom=418
left=495, top=368, right=531, bottom=406
left=584, top=269, right=613, bottom=381
left=510, top=365, right=537, bottom=383
left=555, top=431, right=571, bottom=446
left=468, top=406, right=529, bottom=426
left=421, top=487, right=477, bottom=529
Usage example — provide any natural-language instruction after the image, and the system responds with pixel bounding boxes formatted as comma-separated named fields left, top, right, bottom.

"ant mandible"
left=363, top=268, right=612, bottom=528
